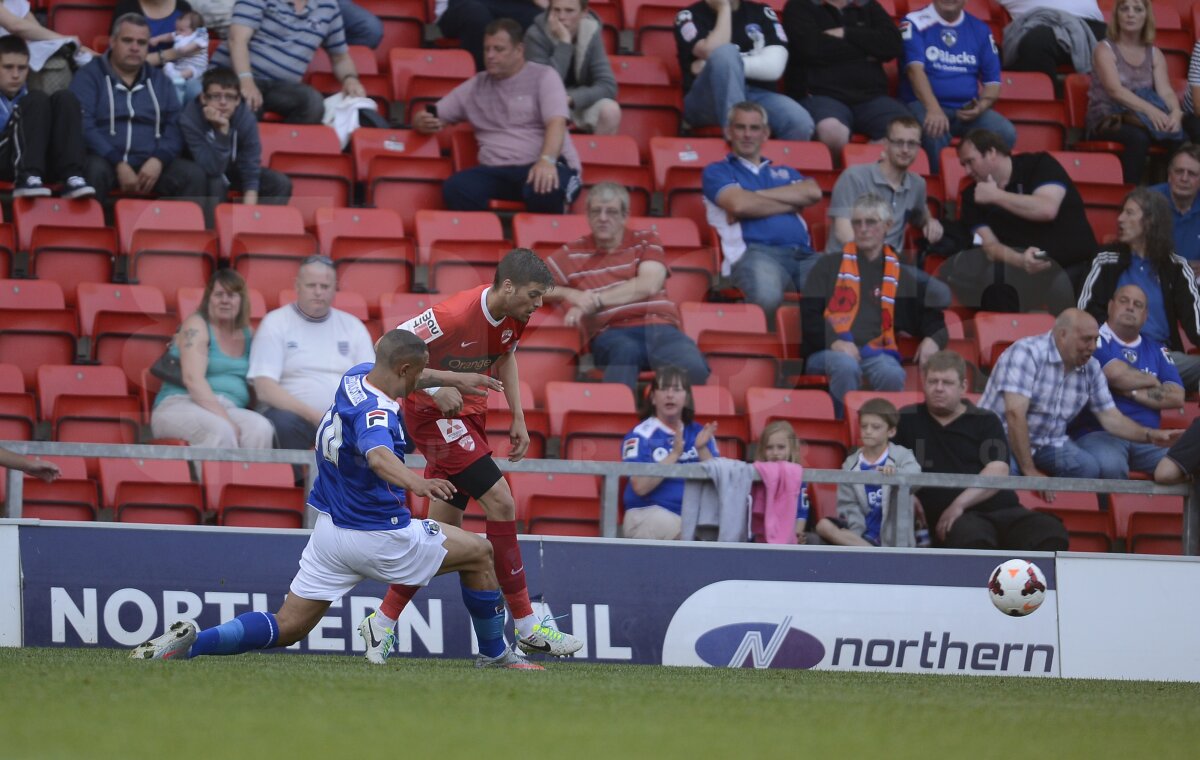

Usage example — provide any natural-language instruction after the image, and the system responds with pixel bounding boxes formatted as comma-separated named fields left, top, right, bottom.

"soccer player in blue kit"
left=131, top=329, right=542, bottom=669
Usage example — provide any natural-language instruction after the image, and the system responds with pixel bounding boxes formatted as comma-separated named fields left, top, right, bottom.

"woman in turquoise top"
left=150, top=270, right=274, bottom=448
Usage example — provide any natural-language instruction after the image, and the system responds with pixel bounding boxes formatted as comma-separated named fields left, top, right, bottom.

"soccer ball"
left=987, top=559, right=1047, bottom=617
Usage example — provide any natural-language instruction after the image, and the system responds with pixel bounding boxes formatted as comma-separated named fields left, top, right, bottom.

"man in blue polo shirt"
left=1150, top=144, right=1200, bottom=264
left=213, top=0, right=367, bottom=124
left=702, top=100, right=822, bottom=322
left=1071, top=284, right=1184, bottom=480
left=899, top=0, right=1014, bottom=173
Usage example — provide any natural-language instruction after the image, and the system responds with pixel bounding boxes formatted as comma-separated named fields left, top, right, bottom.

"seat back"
left=37, top=364, right=130, bottom=419
left=76, top=282, right=168, bottom=336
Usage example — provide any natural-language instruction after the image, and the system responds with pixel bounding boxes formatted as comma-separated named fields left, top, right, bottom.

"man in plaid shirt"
left=980, top=309, right=1181, bottom=485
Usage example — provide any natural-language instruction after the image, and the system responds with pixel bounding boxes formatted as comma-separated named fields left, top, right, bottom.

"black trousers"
left=1006, top=20, right=1109, bottom=81
left=942, top=505, right=1069, bottom=552
left=0, top=89, right=87, bottom=182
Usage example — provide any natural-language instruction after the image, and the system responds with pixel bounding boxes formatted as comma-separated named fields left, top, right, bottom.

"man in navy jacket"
left=70, top=13, right=205, bottom=210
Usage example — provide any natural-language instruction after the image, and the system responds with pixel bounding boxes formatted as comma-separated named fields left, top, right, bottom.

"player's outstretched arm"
left=366, top=447, right=456, bottom=501
left=418, top=369, right=503, bottom=397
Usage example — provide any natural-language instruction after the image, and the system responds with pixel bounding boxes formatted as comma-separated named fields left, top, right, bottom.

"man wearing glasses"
left=801, top=192, right=948, bottom=417
left=180, top=67, right=292, bottom=223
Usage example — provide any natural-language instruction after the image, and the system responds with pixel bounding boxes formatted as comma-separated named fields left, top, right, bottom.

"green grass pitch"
left=2, top=648, right=1199, bottom=759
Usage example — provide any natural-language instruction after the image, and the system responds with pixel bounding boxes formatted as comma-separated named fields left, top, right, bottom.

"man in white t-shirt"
left=248, top=256, right=374, bottom=449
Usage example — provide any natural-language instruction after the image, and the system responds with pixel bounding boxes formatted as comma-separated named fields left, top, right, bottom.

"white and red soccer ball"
left=987, top=559, right=1047, bottom=617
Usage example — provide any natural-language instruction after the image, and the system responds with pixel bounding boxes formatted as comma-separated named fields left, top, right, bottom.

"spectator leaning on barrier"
left=674, top=0, right=814, bottom=140
left=544, top=182, right=710, bottom=393
left=523, top=0, right=621, bottom=136
left=211, top=0, right=366, bottom=125
left=1078, top=188, right=1200, bottom=394
left=702, top=100, right=822, bottom=324
left=1149, top=142, right=1200, bottom=264
left=801, top=192, right=947, bottom=418
left=1069, top=284, right=1183, bottom=480
left=247, top=256, right=375, bottom=450
left=620, top=365, right=719, bottom=541
left=71, top=14, right=206, bottom=210
left=781, top=0, right=911, bottom=155
left=941, top=129, right=1096, bottom=315
left=979, top=309, right=1181, bottom=482
left=413, top=18, right=582, bottom=215
left=894, top=350, right=1069, bottom=551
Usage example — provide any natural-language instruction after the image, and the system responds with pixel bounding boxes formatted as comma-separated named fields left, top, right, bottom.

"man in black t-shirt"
left=939, top=129, right=1096, bottom=314
left=1155, top=418, right=1200, bottom=484
left=894, top=350, right=1068, bottom=551
left=674, top=0, right=813, bottom=139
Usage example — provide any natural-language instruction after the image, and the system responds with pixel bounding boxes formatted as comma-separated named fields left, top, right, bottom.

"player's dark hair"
left=959, top=129, right=1012, bottom=158
left=639, top=365, right=696, bottom=425
left=494, top=247, right=552, bottom=288
left=922, top=350, right=967, bottom=383
left=197, top=269, right=250, bottom=328
left=377, top=328, right=428, bottom=370
left=1119, top=187, right=1175, bottom=274
left=484, top=18, right=524, bottom=45
left=202, top=67, right=240, bottom=94
left=0, top=35, right=30, bottom=59
left=859, top=397, right=900, bottom=431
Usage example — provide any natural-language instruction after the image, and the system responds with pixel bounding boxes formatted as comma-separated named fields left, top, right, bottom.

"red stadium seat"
left=1017, top=489, right=1110, bottom=552
left=115, top=200, right=216, bottom=311
left=1049, top=150, right=1130, bottom=208
left=366, top=154, right=453, bottom=232
left=217, top=483, right=307, bottom=528
left=379, top=292, right=448, bottom=329
left=351, top=127, right=441, bottom=180
left=762, top=140, right=838, bottom=193
left=995, top=71, right=1067, bottom=153
left=98, top=456, right=194, bottom=515
left=313, top=207, right=415, bottom=315
left=1108, top=492, right=1184, bottom=545
left=485, top=380, right=549, bottom=460
left=746, top=387, right=838, bottom=439
left=389, top=48, right=476, bottom=121
left=0, top=362, right=35, bottom=440
left=113, top=480, right=204, bottom=525
left=511, top=213, right=592, bottom=257
left=22, top=478, right=100, bottom=522
left=258, top=123, right=355, bottom=228
left=415, top=210, right=509, bottom=292
left=545, top=381, right=638, bottom=461
left=680, top=302, right=778, bottom=411
left=691, top=384, right=750, bottom=458
left=14, top=197, right=115, bottom=306
left=0, top=277, right=66, bottom=309
left=45, top=0, right=115, bottom=58
left=355, top=0, right=426, bottom=69
left=214, top=204, right=317, bottom=308
left=76, top=282, right=167, bottom=337
left=510, top=472, right=603, bottom=536
left=0, top=308, right=79, bottom=390
left=37, top=365, right=140, bottom=443
left=570, top=134, right=653, bottom=215
left=650, top=137, right=729, bottom=233
left=972, top=311, right=1056, bottom=370
left=201, top=461, right=298, bottom=516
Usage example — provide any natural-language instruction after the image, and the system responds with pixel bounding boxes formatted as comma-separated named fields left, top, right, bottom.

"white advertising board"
left=0, top=524, right=21, bottom=646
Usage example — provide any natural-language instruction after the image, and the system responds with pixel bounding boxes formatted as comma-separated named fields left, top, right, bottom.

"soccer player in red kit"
left=357, top=248, right=583, bottom=663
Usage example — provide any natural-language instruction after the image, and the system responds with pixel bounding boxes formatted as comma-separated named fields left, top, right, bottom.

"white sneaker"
left=62, top=176, right=95, bottom=199
left=131, top=620, right=196, bottom=660
left=517, top=617, right=583, bottom=657
left=357, top=612, right=395, bottom=665
left=475, top=645, right=544, bottom=670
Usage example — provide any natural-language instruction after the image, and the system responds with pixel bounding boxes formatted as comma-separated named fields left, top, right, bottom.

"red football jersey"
left=395, top=285, right=525, bottom=418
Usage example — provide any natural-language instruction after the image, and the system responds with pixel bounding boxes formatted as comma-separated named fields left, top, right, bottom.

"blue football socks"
left=460, top=585, right=507, bottom=658
left=188, top=611, right=280, bottom=657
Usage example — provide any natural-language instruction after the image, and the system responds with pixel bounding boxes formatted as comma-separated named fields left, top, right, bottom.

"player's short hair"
left=586, top=182, right=629, bottom=217
left=859, top=397, right=899, bottom=430
left=922, top=350, right=967, bottom=383
left=202, top=67, right=239, bottom=93
left=112, top=12, right=149, bottom=36
left=376, top=328, right=429, bottom=370
left=959, top=129, right=1012, bottom=158
left=726, top=100, right=768, bottom=129
left=0, top=35, right=30, bottom=59
left=494, top=248, right=552, bottom=288
left=886, top=114, right=921, bottom=136
left=198, top=269, right=251, bottom=328
left=484, top=18, right=524, bottom=45
left=853, top=192, right=894, bottom=225
left=639, top=365, right=696, bottom=425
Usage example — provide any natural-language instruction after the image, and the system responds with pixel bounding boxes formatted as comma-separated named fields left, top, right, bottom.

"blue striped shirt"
left=212, top=0, right=347, bottom=83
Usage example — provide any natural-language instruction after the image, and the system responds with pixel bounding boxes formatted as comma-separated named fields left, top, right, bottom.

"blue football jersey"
left=308, top=362, right=413, bottom=530
left=621, top=417, right=718, bottom=515
left=899, top=5, right=1001, bottom=111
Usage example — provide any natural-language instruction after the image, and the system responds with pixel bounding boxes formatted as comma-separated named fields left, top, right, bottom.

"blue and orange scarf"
left=824, top=244, right=901, bottom=360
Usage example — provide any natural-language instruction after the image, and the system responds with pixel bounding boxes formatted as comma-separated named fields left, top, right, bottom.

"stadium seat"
left=808, top=482, right=839, bottom=521
left=570, top=134, right=652, bottom=215
left=201, top=461, right=299, bottom=517
left=691, top=384, right=750, bottom=459
left=45, top=0, right=114, bottom=60
left=762, top=140, right=838, bottom=194
left=351, top=127, right=441, bottom=180
left=214, top=204, right=318, bottom=308
left=98, top=456, right=194, bottom=516
left=621, top=0, right=690, bottom=81
left=509, top=471, right=603, bottom=537
left=995, top=71, right=1067, bottom=153
left=843, top=391, right=925, bottom=446
left=379, top=292, right=447, bottom=329
left=37, top=365, right=140, bottom=443
left=485, top=380, right=549, bottom=460
left=414, top=210, right=509, bottom=293
left=1159, top=405, right=1200, bottom=430
left=90, top=309, right=176, bottom=394
left=113, top=480, right=204, bottom=525
left=1017, top=489, right=1110, bottom=552
left=355, top=0, right=426, bottom=69
left=257, top=124, right=354, bottom=228
left=21, top=477, right=100, bottom=522
left=305, top=46, right=389, bottom=105
left=650, top=137, right=730, bottom=233
left=1063, top=74, right=1129, bottom=156
left=0, top=307, right=79, bottom=390
left=1109, top=493, right=1184, bottom=549
left=14, top=197, right=115, bottom=306
left=0, top=362, right=35, bottom=441
left=217, top=483, right=307, bottom=528
left=545, top=381, right=638, bottom=461
left=939, top=146, right=970, bottom=213
left=511, top=213, right=592, bottom=257
left=1126, top=511, right=1184, bottom=555
left=680, top=302, right=778, bottom=411
left=1049, top=150, right=1130, bottom=208
left=366, top=153, right=453, bottom=232
left=115, top=200, right=216, bottom=311
left=76, top=282, right=168, bottom=337
left=0, top=278, right=66, bottom=310
left=972, top=311, right=1056, bottom=370
left=313, top=207, right=415, bottom=316
left=746, top=387, right=838, bottom=439
left=389, top=47, right=476, bottom=121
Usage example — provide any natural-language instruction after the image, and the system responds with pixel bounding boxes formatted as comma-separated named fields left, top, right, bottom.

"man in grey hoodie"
left=523, top=0, right=620, bottom=135
left=180, top=66, right=292, bottom=222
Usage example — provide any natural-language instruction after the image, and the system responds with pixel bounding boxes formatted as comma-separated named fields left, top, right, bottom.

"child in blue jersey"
left=131, top=329, right=541, bottom=669
left=755, top=420, right=812, bottom=543
left=621, top=365, right=718, bottom=540
left=817, top=398, right=922, bottom=547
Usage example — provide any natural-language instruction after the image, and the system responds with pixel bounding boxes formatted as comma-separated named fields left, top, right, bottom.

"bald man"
left=979, top=308, right=1180, bottom=483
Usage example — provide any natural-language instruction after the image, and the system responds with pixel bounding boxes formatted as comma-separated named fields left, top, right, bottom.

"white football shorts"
left=289, top=511, right=449, bottom=602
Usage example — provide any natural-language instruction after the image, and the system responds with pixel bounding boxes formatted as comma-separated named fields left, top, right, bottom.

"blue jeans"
left=339, top=0, right=384, bottom=47
left=730, top=243, right=817, bottom=323
left=1074, top=431, right=1167, bottom=480
left=805, top=350, right=905, bottom=418
left=1027, top=439, right=1103, bottom=479
left=590, top=324, right=710, bottom=393
left=906, top=101, right=1016, bottom=173
left=442, top=162, right=581, bottom=213
left=684, top=44, right=814, bottom=140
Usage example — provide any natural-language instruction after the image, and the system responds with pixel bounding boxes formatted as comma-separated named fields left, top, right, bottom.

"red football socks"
left=485, top=519, right=533, bottom=619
